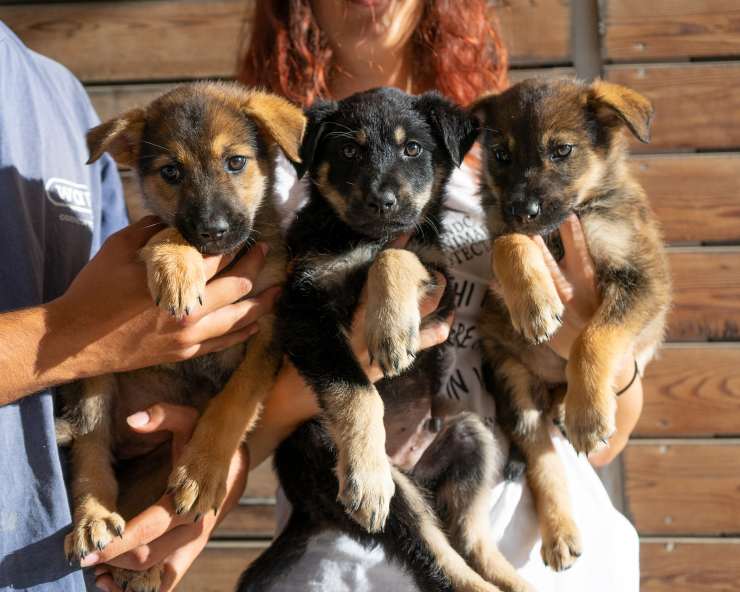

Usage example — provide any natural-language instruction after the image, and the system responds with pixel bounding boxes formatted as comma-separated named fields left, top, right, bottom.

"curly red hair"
left=237, top=0, right=508, bottom=107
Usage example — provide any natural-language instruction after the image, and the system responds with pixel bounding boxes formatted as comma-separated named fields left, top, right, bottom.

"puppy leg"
left=364, top=248, right=432, bottom=377
left=111, top=565, right=162, bottom=592
left=487, top=356, right=582, bottom=571
left=64, top=376, right=126, bottom=562
left=140, top=227, right=206, bottom=319
left=493, top=234, right=563, bottom=344
left=414, top=414, right=532, bottom=592
left=167, top=318, right=278, bottom=516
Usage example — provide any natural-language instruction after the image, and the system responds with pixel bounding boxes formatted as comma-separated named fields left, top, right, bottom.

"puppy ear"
left=86, top=108, right=146, bottom=166
left=295, top=99, right=339, bottom=179
left=242, top=91, right=307, bottom=164
left=416, top=92, right=479, bottom=167
left=467, top=92, right=497, bottom=128
left=588, top=80, right=654, bottom=144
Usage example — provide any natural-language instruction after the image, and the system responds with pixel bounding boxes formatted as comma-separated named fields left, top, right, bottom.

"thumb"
left=127, top=403, right=199, bottom=460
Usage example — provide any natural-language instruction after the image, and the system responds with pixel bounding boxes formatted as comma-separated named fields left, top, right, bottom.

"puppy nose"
left=367, top=190, right=397, bottom=213
left=198, top=216, right=229, bottom=240
left=510, top=199, right=541, bottom=223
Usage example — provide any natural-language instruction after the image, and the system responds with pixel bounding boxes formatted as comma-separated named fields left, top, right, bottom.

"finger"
left=105, top=522, right=205, bottom=571
left=190, top=286, right=280, bottom=343
left=126, top=403, right=199, bottom=461
left=80, top=496, right=187, bottom=567
left=560, top=214, right=595, bottom=283
left=184, top=323, right=260, bottom=359
left=533, top=234, right=573, bottom=302
left=110, top=216, right=165, bottom=250
left=199, top=243, right=269, bottom=313
left=158, top=531, right=211, bottom=592
left=419, top=313, right=453, bottom=350
left=202, top=251, right=239, bottom=281
left=389, top=232, right=412, bottom=249
left=419, top=273, right=447, bottom=318
left=94, top=573, right=123, bottom=592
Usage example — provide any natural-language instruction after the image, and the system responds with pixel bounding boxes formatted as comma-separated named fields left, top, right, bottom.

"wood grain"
left=3, top=1, right=246, bottom=82
left=668, top=249, right=740, bottom=342
left=632, top=154, right=740, bottom=245
left=641, top=539, right=740, bottom=592
left=88, top=84, right=175, bottom=122
left=493, top=0, right=571, bottom=65
left=637, top=345, right=740, bottom=437
left=180, top=542, right=267, bottom=592
left=606, top=63, right=740, bottom=151
left=214, top=503, right=276, bottom=539
left=602, top=0, right=740, bottom=61
left=625, top=442, right=740, bottom=535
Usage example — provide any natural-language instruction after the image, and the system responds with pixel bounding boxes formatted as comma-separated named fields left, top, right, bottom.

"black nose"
left=510, top=199, right=541, bottom=223
left=367, top=190, right=397, bottom=214
left=197, top=216, right=230, bottom=241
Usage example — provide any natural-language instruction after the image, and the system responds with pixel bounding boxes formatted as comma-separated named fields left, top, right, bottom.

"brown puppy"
left=58, top=82, right=305, bottom=591
left=472, top=78, right=670, bottom=570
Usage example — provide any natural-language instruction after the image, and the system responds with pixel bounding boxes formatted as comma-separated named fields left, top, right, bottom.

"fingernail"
left=126, top=411, right=150, bottom=428
left=258, top=242, right=269, bottom=257
left=80, top=552, right=100, bottom=567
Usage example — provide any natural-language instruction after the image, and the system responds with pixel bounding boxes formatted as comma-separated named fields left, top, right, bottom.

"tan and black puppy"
left=58, top=82, right=305, bottom=592
left=472, top=78, right=670, bottom=570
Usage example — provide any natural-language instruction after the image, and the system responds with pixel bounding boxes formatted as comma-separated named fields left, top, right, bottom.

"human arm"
left=0, top=216, right=279, bottom=406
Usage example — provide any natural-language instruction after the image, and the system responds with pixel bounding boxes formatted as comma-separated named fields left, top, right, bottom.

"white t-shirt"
left=270, top=155, right=639, bottom=592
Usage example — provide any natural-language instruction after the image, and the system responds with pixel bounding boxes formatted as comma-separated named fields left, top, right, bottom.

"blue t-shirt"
left=0, top=22, right=128, bottom=590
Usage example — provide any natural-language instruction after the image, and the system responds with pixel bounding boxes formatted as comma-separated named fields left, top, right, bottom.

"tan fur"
left=86, top=108, right=146, bottom=167
left=394, top=126, right=406, bottom=145
left=365, top=248, right=431, bottom=377
left=493, top=235, right=564, bottom=344
left=589, top=79, right=654, bottom=143
left=316, top=162, right=349, bottom=220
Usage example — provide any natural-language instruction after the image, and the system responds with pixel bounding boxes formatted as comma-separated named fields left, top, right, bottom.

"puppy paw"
left=507, top=285, right=564, bottom=345
left=365, top=302, right=421, bottom=378
left=336, top=448, right=395, bottom=533
left=167, top=444, right=229, bottom=519
left=112, top=565, right=163, bottom=592
left=65, top=506, right=125, bottom=563
left=564, top=386, right=616, bottom=455
left=145, top=249, right=205, bottom=320
left=541, top=520, right=582, bottom=572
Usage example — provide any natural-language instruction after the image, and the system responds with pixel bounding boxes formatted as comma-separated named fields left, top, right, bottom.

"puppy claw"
left=336, top=451, right=395, bottom=534
left=167, top=443, right=230, bottom=519
left=541, top=525, right=583, bottom=572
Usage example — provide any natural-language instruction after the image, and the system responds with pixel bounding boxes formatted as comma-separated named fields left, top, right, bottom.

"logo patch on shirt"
left=45, top=177, right=93, bottom=227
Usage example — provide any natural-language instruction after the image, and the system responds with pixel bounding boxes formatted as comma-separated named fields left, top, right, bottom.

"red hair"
left=237, top=0, right=508, bottom=107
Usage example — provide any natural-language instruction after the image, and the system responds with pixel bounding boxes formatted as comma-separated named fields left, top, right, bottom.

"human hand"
left=43, top=216, right=281, bottom=378
left=85, top=403, right=248, bottom=592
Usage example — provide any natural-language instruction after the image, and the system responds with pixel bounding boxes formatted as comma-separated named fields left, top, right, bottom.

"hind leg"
left=413, top=413, right=532, bottom=592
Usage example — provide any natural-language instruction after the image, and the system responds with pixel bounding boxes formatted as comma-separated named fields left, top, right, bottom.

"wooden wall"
left=3, top=1, right=740, bottom=589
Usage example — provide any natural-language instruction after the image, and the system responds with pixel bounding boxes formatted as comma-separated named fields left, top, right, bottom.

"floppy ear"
left=86, top=108, right=146, bottom=166
left=416, top=92, right=480, bottom=167
left=242, top=91, right=307, bottom=164
left=467, top=92, right=498, bottom=128
left=588, top=80, right=654, bottom=144
left=294, top=99, right=339, bottom=179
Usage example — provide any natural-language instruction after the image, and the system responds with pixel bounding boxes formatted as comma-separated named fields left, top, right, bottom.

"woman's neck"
left=329, top=43, right=417, bottom=99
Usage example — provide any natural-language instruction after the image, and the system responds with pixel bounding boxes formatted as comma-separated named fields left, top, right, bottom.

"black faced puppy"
left=238, top=88, right=531, bottom=592
left=58, top=82, right=305, bottom=592
left=472, top=78, right=671, bottom=570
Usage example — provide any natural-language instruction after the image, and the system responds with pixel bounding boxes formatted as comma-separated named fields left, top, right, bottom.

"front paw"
left=365, top=304, right=421, bottom=378
left=507, top=284, right=564, bottom=345
left=564, top=384, right=616, bottom=455
left=336, top=448, right=396, bottom=533
left=65, top=505, right=125, bottom=563
left=112, top=565, right=163, bottom=592
left=541, top=518, right=582, bottom=571
left=167, top=445, right=230, bottom=519
left=145, top=252, right=205, bottom=320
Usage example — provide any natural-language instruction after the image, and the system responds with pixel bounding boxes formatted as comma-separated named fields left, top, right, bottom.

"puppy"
left=58, top=82, right=305, bottom=592
left=472, top=78, right=671, bottom=570
left=238, top=88, right=530, bottom=592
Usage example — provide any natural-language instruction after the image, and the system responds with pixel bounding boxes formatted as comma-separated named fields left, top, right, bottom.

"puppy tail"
left=236, top=508, right=315, bottom=592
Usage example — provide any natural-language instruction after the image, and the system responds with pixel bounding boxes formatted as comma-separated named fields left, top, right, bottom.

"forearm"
left=246, top=362, right=320, bottom=470
left=0, top=302, right=85, bottom=405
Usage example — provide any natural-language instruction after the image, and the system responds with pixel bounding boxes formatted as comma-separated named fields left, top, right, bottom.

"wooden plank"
left=180, top=542, right=267, bottom=592
left=602, top=0, right=740, bottom=61
left=637, top=345, right=740, bottom=437
left=632, top=154, right=740, bottom=245
left=625, top=442, right=740, bottom=535
left=641, top=539, right=740, bottom=592
left=606, top=63, right=740, bottom=151
left=243, top=458, right=278, bottom=500
left=2, top=1, right=245, bottom=82
left=214, top=503, right=275, bottom=539
left=493, top=0, right=571, bottom=65
left=668, top=248, right=740, bottom=342
left=508, top=67, right=575, bottom=84
left=88, top=84, right=175, bottom=123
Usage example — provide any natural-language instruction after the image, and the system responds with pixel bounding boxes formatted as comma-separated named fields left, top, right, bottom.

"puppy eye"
left=160, top=164, right=181, bottom=184
left=552, top=144, right=573, bottom=159
left=494, top=148, right=511, bottom=164
left=226, top=155, right=247, bottom=172
left=404, top=141, right=422, bottom=158
left=341, top=142, right=359, bottom=160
